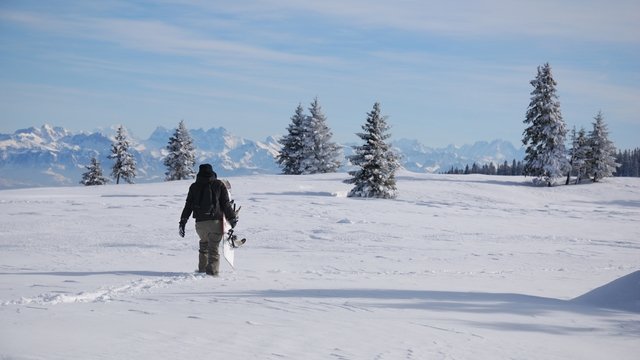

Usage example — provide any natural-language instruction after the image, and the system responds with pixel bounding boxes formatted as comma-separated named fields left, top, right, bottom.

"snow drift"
left=573, top=270, right=640, bottom=313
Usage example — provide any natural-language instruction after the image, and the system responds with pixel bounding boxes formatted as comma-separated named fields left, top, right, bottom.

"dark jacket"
left=180, top=174, right=237, bottom=223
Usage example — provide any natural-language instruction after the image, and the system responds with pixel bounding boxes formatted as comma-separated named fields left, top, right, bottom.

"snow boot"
left=205, top=254, right=219, bottom=276
left=205, top=263, right=219, bottom=277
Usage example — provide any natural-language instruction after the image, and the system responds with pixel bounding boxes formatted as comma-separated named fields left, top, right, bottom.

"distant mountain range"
left=0, top=124, right=524, bottom=189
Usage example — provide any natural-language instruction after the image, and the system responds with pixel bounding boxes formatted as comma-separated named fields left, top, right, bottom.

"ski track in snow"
left=1, top=272, right=202, bottom=306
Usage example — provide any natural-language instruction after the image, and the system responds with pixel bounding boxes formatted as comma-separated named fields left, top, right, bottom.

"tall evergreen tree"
left=613, top=150, right=626, bottom=177
left=570, top=127, right=590, bottom=184
left=277, top=104, right=306, bottom=175
left=566, top=126, right=578, bottom=185
left=164, top=120, right=196, bottom=181
left=345, top=102, right=400, bottom=199
left=587, top=111, right=619, bottom=182
left=632, top=149, right=640, bottom=177
left=108, top=125, right=137, bottom=184
left=566, top=126, right=590, bottom=184
left=299, top=98, right=342, bottom=174
left=522, top=63, right=569, bottom=186
left=80, top=156, right=109, bottom=186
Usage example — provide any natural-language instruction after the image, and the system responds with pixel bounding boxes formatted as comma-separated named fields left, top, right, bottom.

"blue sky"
left=1, top=0, right=638, bottom=148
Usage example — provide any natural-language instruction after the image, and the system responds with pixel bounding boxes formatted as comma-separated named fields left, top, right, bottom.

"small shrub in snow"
left=80, top=156, right=109, bottom=186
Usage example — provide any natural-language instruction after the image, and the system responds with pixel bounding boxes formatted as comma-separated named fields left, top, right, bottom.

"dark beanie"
left=198, top=163, right=216, bottom=178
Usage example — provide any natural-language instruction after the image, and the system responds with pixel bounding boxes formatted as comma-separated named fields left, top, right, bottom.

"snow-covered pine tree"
left=566, top=126, right=578, bottom=185
left=569, top=127, right=590, bottom=184
left=566, top=127, right=588, bottom=185
left=277, top=104, right=306, bottom=175
left=345, top=102, right=400, bottom=199
left=164, top=120, right=196, bottom=181
left=108, top=125, right=137, bottom=184
left=80, top=156, right=109, bottom=186
left=522, top=63, right=570, bottom=186
left=587, top=111, right=619, bottom=182
left=299, top=98, right=342, bottom=174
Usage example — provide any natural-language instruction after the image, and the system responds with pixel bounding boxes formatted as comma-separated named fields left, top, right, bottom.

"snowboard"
left=221, top=180, right=245, bottom=268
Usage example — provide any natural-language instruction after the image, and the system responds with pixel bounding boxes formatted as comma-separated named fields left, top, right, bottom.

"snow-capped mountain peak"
left=0, top=124, right=524, bottom=189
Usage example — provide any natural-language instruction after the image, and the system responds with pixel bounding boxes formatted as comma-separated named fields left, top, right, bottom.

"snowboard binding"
left=225, top=229, right=246, bottom=248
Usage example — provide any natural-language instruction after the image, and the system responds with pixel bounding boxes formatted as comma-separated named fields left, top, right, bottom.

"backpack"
left=192, top=181, right=219, bottom=218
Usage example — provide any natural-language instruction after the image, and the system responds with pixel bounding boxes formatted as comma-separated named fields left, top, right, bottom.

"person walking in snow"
left=179, top=164, right=238, bottom=276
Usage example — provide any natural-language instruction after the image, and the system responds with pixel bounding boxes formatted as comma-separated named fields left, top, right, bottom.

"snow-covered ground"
left=1, top=172, right=638, bottom=359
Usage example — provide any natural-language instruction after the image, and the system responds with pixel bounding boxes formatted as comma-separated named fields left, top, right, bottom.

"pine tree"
left=164, top=120, right=196, bottom=181
left=80, top=156, right=109, bottom=186
left=616, top=148, right=640, bottom=177
left=614, top=149, right=632, bottom=177
left=345, top=102, right=400, bottom=199
left=571, top=127, right=590, bottom=184
left=566, top=127, right=578, bottom=185
left=299, top=98, right=342, bottom=174
left=277, top=104, right=306, bottom=175
left=522, top=63, right=569, bottom=186
left=566, top=126, right=590, bottom=185
left=108, top=125, right=137, bottom=184
left=587, top=111, right=619, bottom=182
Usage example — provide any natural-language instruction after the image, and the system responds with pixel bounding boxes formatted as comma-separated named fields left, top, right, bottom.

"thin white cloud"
left=229, top=0, right=640, bottom=43
left=556, top=67, right=640, bottom=125
left=2, top=1, right=638, bottom=148
left=0, top=10, right=340, bottom=66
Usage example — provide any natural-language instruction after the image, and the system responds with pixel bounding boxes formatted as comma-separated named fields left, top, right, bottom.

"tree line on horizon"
left=444, top=147, right=639, bottom=178
left=80, top=125, right=137, bottom=186
left=277, top=63, right=625, bottom=188
left=444, top=159, right=526, bottom=176
left=81, top=99, right=402, bottom=199
left=81, top=63, right=632, bottom=188
left=80, top=120, right=196, bottom=186
left=519, top=63, right=619, bottom=186
left=277, top=98, right=400, bottom=198
left=614, top=148, right=640, bottom=177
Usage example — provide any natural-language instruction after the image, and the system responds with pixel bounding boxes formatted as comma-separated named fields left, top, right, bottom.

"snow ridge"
left=572, top=270, right=640, bottom=313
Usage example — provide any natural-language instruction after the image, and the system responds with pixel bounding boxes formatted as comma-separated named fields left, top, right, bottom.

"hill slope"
left=1, top=173, right=638, bottom=359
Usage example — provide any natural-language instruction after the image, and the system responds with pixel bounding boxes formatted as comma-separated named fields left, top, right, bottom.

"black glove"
left=229, top=217, right=238, bottom=229
left=179, top=218, right=187, bottom=237
left=231, top=201, right=241, bottom=217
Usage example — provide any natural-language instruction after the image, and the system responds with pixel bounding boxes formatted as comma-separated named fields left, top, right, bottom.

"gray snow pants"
left=195, top=220, right=224, bottom=273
